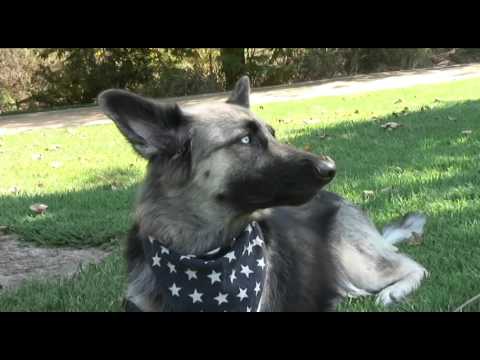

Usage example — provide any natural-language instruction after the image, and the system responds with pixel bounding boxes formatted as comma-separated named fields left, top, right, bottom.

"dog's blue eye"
left=240, top=136, right=251, bottom=144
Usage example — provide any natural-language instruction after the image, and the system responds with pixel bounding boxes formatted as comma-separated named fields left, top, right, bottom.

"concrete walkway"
left=2, top=63, right=480, bottom=136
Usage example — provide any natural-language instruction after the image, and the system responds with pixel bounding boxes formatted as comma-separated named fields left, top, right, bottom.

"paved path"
left=2, top=63, right=480, bottom=136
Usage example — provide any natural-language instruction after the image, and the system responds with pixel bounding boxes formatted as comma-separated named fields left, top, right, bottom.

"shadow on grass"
left=1, top=167, right=142, bottom=248
left=1, top=100, right=479, bottom=251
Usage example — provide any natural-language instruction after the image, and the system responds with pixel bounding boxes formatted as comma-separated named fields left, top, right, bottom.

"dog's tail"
left=382, top=212, right=427, bottom=245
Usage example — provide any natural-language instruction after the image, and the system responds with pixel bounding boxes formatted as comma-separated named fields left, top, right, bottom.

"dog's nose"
left=314, top=155, right=336, bottom=181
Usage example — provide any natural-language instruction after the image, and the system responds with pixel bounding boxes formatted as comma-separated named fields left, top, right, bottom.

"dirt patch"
left=0, top=232, right=111, bottom=291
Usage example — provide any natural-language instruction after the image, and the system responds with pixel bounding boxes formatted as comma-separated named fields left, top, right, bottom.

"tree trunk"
left=220, top=48, right=246, bottom=89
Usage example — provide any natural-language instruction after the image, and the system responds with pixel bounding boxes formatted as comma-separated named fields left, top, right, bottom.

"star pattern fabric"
left=143, top=222, right=266, bottom=312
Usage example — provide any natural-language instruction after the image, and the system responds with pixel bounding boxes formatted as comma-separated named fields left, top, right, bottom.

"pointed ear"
left=226, top=76, right=250, bottom=108
left=98, top=89, right=188, bottom=159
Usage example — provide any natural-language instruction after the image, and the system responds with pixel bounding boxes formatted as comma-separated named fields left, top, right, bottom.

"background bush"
left=1, top=48, right=479, bottom=114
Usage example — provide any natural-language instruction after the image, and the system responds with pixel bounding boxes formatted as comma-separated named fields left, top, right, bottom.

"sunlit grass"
left=1, top=77, right=479, bottom=311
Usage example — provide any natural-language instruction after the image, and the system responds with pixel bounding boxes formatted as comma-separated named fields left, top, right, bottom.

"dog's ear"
left=226, top=76, right=250, bottom=108
left=98, top=89, right=188, bottom=159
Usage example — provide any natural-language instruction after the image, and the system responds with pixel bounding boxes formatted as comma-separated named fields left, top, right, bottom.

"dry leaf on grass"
left=51, top=161, right=63, bottom=168
left=381, top=122, right=403, bottom=130
left=362, top=190, right=375, bottom=199
left=406, top=232, right=423, bottom=246
left=29, top=203, right=48, bottom=215
left=9, top=186, right=21, bottom=195
left=46, top=144, right=61, bottom=151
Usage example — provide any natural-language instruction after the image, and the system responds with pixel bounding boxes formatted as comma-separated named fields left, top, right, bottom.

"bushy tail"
left=382, top=213, right=427, bottom=245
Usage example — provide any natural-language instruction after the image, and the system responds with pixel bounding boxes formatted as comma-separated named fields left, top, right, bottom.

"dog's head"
left=98, top=77, right=335, bottom=217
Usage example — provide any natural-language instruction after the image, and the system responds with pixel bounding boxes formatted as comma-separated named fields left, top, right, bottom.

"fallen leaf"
left=461, top=130, right=472, bottom=135
left=32, top=153, right=43, bottom=160
left=394, top=98, right=403, bottom=104
left=29, top=203, right=48, bottom=215
left=381, top=122, right=402, bottom=129
left=46, top=144, right=61, bottom=151
left=406, top=232, right=423, bottom=245
left=9, top=186, right=21, bottom=195
left=362, top=190, right=375, bottom=199
left=51, top=161, right=63, bottom=168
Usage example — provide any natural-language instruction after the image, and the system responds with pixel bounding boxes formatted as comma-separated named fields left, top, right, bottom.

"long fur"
left=98, top=77, right=428, bottom=311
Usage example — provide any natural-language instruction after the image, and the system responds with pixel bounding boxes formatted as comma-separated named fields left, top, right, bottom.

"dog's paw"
left=375, top=285, right=409, bottom=306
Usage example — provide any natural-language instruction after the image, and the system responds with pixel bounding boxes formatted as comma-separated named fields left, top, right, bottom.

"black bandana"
left=143, top=222, right=267, bottom=312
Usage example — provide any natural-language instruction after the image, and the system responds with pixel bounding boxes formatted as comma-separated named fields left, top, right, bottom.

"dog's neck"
left=135, top=189, right=251, bottom=256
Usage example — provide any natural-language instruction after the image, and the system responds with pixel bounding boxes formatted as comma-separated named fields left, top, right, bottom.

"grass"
left=1, top=78, right=480, bottom=311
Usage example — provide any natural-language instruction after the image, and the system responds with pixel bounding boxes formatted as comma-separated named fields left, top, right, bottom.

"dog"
left=98, top=76, right=428, bottom=312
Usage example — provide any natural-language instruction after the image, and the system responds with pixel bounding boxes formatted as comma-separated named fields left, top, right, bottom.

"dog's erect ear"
left=226, top=76, right=250, bottom=108
left=98, top=89, right=187, bottom=159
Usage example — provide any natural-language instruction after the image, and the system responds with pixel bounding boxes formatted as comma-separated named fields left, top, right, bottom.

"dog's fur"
left=98, top=76, right=428, bottom=312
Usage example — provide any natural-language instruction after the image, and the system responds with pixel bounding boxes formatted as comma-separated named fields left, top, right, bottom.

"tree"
left=219, top=48, right=246, bottom=89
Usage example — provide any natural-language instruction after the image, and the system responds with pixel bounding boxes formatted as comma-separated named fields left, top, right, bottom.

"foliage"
left=1, top=48, right=478, bottom=114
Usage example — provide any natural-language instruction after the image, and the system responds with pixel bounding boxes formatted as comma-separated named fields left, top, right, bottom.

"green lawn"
left=1, top=78, right=479, bottom=311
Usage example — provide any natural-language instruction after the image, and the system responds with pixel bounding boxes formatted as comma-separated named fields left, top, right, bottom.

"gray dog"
left=98, top=76, right=428, bottom=312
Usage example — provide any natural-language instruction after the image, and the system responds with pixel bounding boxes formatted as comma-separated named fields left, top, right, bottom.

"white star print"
left=180, top=255, right=194, bottom=260
left=189, top=289, right=203, bottom=303
left=243, top=242, right=254, bottom=256
left=169, top=283, right=181, bottom=296
left=185, top=269, right=198, bottom=280
left=240, top=265, right=253, bottom=278
left=214, top=292, right=228, bottom=305
left=254, top=282, right=261, bottom=296
left=237, top=287, right=248, bottom=301
left=252, top=236, right=264, bottom=247
left=224, top=251, right=236, bottom=263
left=167, top=262, right=177, bottom=273
left=256, top=257, right=266, bottom=270
left=148, top=235, right=155, bottom=244
left=160, top=246, right=170, bottom=255
left=152, top=253, right=161, bottom=267
left=207, top=270, right=221, bottom=285
left=230, top=269, right=237, bottom=284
